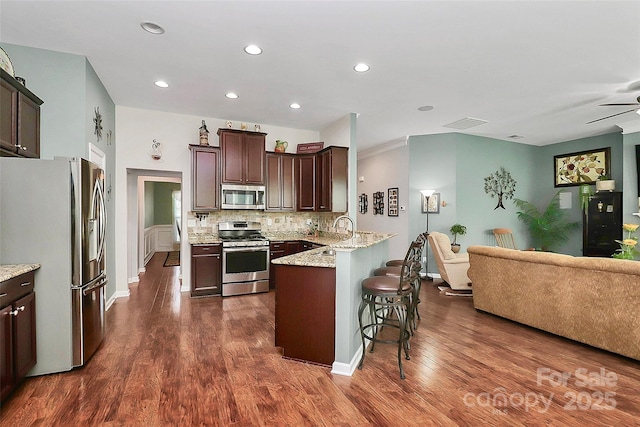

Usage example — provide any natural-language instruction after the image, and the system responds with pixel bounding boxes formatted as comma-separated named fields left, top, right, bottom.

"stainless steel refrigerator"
left=0, top=157, right=107, bottom=375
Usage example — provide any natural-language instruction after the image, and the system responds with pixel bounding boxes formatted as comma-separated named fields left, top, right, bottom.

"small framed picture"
left=422, top=192, right=440, bottom=214
left=373, top=191, right=384, bottom=215
left=388, top=187, right=398, bottom=217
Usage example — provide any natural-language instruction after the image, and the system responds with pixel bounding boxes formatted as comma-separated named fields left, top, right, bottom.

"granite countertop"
left=271, top=231, right=396, bottom=268
left=0, top=264, right=41, bottom=282
left=272, top=246, right=338, bottom=268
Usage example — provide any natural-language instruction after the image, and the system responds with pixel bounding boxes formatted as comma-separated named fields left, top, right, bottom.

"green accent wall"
left=144, top=181, right=180, bottom=228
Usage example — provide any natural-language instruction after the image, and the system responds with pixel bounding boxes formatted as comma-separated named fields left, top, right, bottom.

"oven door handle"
left=223, top=246, right=269, bottom=253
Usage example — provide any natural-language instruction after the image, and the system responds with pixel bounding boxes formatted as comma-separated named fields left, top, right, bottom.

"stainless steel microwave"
left=221, top=184, right=266, bottom=210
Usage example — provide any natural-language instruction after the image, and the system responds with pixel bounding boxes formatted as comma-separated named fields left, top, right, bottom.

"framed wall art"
left=388, top=187, right=398, bottom=217
left=373, top=191, right=384, bottom=215
left=421, top=192, right=440, bottom=213
left=359, top=193, right=368, bottom=214
left=554, top=147, right=610, bottom=187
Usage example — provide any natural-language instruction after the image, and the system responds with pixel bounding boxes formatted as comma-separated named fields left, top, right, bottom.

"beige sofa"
left=467, top=245, right=640, bottom=361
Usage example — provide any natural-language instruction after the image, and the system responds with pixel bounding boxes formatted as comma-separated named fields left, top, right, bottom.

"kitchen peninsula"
left=272, top=231, right=395, bottom=376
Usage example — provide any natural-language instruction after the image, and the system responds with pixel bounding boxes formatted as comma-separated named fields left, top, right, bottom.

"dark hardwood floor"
left=1, top=252, right=639, bottom=425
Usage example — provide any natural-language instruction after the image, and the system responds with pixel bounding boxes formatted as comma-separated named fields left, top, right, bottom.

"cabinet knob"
left=10, top=306, right=25, bottom=316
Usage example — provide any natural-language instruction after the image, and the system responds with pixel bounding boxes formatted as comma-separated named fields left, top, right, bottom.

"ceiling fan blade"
left=586, top=108, right=638, bottom=124
left=599, top=103, right=640, bottom=106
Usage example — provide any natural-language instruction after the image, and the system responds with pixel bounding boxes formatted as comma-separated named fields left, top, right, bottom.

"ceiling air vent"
left=443, top=117, right=488, bottom=130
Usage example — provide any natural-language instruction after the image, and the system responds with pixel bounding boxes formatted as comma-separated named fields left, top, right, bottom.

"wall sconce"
left=150, top=139, right=162, bottom=160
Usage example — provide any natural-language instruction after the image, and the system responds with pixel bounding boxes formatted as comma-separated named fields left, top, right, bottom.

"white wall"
left=320, top=114, right=357, bottom=220
left=356, top=144, right=410, bottom=260
left=115, top=106, right=320, bottom=295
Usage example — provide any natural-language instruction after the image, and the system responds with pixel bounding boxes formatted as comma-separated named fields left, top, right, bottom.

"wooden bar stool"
left=357, top=240, right=422, bottom=379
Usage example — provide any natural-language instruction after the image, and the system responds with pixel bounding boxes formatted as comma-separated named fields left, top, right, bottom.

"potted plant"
left=595, top=173, right=615, bottom=192
left=449, top=223, right=467, bottom=253
left=513, top=192, right=580, bottom=252
left=579, top=183, right=592, bottom=215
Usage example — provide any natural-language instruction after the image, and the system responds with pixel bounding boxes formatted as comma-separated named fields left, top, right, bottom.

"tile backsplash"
left=187, top=211, right=348, bottom=236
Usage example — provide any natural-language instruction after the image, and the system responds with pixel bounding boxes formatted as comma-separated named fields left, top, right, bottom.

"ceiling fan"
left=586, top=95, right=640, bottom=124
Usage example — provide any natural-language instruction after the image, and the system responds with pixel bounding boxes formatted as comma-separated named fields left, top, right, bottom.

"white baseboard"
left=128, top=276, right=139, bottom=284
left=106, top=290, right=131, bottom=311
left=331, top=343, right=364, bottom=377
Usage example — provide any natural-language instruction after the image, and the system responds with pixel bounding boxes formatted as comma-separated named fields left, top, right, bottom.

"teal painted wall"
left=408, top=132, right=538, bottom=275
left=456, top=134, right=538, bottom=249
left=1, top=43, right=117, bottom=300
left=1, top=43, right=85, bottom=159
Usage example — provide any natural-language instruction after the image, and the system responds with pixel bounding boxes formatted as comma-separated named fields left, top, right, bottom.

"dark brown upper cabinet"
left=295, top=146, right=348, bottom=212
left=218, top=129, right=266, bottom=185
left=190, top=145, right=220, bottom=211
left=266, top=152, right=296, bottom=211
left=1, top=69, right=43, bottom=159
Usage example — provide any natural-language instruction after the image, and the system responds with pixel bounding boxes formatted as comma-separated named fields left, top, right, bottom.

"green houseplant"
left=513, top=192, right=580, bottom=252
left=449, top=223, right=467, bottom=253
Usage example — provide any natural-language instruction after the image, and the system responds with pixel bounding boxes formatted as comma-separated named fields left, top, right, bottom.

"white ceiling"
left=1, top=1, right=639, bottom=152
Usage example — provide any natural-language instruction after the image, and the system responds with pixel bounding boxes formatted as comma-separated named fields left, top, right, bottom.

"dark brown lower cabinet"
left=1, top=271, right=37, bottom=402
left=274, top=264, right=335, bottom=366
left=191, top=244, right=222, bottom=297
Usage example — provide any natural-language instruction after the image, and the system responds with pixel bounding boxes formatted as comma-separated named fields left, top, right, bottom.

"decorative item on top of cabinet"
left=274, top=140, right=288, bottom=153
left=1, top=270, right=37, bottom=402
left=218, top=128, right=266, bottom=185
left=1, top=68, right=43, bottom=158
left=199, top=120, right=209, bottom=146
left=189, top=144, right=220, bottom=211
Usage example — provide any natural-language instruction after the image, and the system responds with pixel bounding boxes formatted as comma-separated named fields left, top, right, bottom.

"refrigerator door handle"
left=82, top=275, right=108, bottom=296
left=90, top=175, right=107, bottom=265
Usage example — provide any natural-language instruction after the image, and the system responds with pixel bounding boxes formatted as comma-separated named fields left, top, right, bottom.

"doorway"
left=126, top=169, right=182, bottom=284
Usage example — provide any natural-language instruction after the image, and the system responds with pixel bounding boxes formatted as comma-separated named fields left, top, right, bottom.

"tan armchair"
left=427, top=231, right=472, bottom=290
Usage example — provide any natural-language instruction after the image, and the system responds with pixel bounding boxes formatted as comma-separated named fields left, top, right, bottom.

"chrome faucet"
left=333, top=215, right=355, bottom=239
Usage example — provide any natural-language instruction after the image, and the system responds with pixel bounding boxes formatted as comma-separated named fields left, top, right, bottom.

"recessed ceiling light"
left=290, top=103, right=301, bottom=109
left=417, top=105, right=434, bottom=112
left=508, top=134, right=524, bottom=139
left=154, top=80, right=169, bottom=88
left=244, top=44, right=262, bottom=55
left=141, top=22, right=165, bottom=35
left=354, top=63, right=370, bottom=72
left=225, top=92, right=239, bottom=99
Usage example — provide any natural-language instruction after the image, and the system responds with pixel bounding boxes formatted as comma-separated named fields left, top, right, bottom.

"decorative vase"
left=274, top=140, right=288, bottom=153
left=596, top=180, right=615, bottom=192
left=199, top=120, right=209, bottom=145
left=451, top=244, right=461, bottom=254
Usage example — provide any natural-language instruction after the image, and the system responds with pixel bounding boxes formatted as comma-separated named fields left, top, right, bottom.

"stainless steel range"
left=218, top=221, right=270, bottom=296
